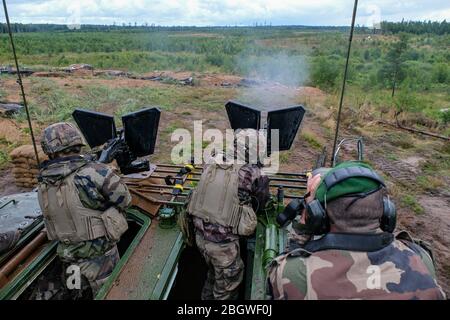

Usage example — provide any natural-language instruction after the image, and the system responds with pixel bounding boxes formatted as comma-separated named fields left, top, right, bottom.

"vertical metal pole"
left=330, top=0, right=358, bottom=166
left=2, top=0, right=41, bottom=167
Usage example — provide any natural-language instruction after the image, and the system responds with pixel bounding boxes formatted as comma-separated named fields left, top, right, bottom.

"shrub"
left=440, top=109, right=450, bottom=125
left=432, top=63, right=449, bottom=84
left=310, top=56, right=341, bottom=90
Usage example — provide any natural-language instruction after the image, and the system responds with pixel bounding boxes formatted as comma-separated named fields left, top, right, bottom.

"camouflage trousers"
left=195, top=233, right=244, bottom=300
left=30, top=245, right=119, bottom=300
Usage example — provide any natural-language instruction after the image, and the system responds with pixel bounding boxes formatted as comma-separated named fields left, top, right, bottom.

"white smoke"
left=236, top=52, right=309, bottom=108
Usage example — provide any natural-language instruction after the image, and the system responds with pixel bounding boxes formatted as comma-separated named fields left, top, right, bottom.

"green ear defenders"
left=304, top=166, right=397, bottom=235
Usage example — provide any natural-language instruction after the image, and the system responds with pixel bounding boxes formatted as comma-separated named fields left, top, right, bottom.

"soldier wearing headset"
left=268, top=161, right=445, bottom=300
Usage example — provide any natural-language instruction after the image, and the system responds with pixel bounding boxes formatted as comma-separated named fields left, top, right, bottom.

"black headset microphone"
left=276, top=166, right=397, bottom=235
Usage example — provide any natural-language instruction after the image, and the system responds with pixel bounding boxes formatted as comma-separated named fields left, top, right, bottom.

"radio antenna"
left=2, top=0, right=41, bottom=167
left=330, top=0, right=358, bottom=166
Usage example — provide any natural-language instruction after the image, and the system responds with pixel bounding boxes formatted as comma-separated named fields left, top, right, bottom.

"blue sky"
left=1, top=0, right=449, bottom=26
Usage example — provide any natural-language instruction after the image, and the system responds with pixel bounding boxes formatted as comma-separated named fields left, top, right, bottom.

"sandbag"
left=12, top=168, right=39, bottom=175
left=10, top=145, right=47, bottom=188
left=15, top=177, right=38, bottom=184
left=12, top=158, right=31, bottom=166
left=10, top=145, right=46, bottom=160
left=14, top=175, right=35, bottom=180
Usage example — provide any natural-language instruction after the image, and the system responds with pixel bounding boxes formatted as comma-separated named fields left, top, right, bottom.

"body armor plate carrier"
left=187, top=163, right=257, bottom=236
left=38, top=171, right=111, bottom=243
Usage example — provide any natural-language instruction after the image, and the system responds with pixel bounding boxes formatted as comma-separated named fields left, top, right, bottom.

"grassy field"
left=1, top=28, right=448, bottom=130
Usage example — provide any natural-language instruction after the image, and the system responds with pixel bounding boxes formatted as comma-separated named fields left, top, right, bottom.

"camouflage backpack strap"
left=395, top=230, right=435, bottom=263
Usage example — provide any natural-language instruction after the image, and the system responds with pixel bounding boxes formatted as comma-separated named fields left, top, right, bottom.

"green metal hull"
left=0, top=195, right=288, bottom=300
left=0, top=209, right=185, bottom=300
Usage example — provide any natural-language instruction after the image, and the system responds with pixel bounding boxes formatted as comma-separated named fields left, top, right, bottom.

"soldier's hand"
left=298, top=173, right=322, bottom=225
left=306, top=173, right=322, bottom=203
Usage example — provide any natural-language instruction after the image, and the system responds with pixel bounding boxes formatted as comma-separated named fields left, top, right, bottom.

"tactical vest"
left=38, top=171, right=108, bottom=243
left=187, top=163, right=257, bottom=236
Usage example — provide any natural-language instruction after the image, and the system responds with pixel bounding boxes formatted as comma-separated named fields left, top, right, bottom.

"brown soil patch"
left=147, top=70, right=193, bottom=79
left=297, top=86, right=325, bottom=96
left=398, top=196, right=450, bottom=296
left=400, top=156, right=425, bottom=171
left=196, top=73, right=242, bottom=86
left=4, top=71, right=328, bottom=94
left=0, top=118, right=27, bottom=143
left=32, top=71, right=68, bottom=78
left=371, top=157, right=419, bottom=187
left=52, top=77, right=167, bottom=89
left=0, top=78, right=22, bottom=102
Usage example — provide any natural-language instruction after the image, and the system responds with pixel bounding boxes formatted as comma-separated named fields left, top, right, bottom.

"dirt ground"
left=1, top=69, right=449, bottom=296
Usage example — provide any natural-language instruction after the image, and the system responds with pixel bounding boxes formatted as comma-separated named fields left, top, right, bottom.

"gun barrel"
left=268, top=177, right=307, bottom=183
left=270, top=184, right=307, bottom=190
left=154, top=169, right=202, bottom=175
left=0, top=230, right=47, bottom=288
left=263, top=224, right=278, bottom=267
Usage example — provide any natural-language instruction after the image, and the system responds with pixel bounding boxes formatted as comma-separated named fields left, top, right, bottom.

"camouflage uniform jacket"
left=268, top=236, right=446, bottom=300
left=193, top=164, right=270, bottom=243
left=39, top=155, right=131, bottom=261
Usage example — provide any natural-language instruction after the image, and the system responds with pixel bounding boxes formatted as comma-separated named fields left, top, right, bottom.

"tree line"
left=380, top=20, right=449, bottom=35
left=2, top=21, right=448, bottom=35
left=0, top=23, right=347, bottom=34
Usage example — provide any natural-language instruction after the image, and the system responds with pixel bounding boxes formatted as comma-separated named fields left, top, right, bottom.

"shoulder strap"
left=322, top=166, right=386, bottom=190
left=395, top=230, right=435, bottom=262
left=304, top=232, right=394, bottom=253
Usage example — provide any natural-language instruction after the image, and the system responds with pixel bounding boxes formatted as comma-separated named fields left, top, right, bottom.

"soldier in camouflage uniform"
left=268, top=161, right=446, bottom=300
left=33, top=122, right=131, bottom=300
left=188, top=129, right=270, bottom=300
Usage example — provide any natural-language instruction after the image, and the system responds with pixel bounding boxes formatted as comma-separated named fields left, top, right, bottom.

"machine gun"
left=72, top=107, right=161, bottom=174
left=224, top=100, right=308, bottom=298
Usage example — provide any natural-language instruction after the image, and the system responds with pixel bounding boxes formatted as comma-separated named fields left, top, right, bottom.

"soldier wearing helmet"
left=187, top=129, right=270, bottom=300
left=268, top=161, right=446, bottom=300
left=33, top=122, right=131, bottom=299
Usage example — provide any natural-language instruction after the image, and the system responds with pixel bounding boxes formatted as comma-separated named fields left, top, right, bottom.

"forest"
left=1, top=20, right=449, bottom=34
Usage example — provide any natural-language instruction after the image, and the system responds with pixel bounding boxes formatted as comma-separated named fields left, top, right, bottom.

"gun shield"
left=122, top=107, right=161, bottom=157
left=72, top=109, right=116, bottom=148
left=225, top=100, right=261, bottom=130
left=224, top=101, right=305, bottom=153
left=267, top=105, right=305, bottom=152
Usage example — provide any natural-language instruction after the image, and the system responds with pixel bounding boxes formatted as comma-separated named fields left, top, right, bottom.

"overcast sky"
left=1, top=0, right=449, bottom=27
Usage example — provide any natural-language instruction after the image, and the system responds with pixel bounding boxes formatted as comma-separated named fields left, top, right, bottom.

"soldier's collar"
left=303, top=232, right=394, bottom=253
left=41, top=154, right=92, bottom=169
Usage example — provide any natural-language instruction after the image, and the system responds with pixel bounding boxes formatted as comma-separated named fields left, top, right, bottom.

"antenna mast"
left=2, top=0, right=41, bottom=167
left=330, top=0, right=358, bottom=166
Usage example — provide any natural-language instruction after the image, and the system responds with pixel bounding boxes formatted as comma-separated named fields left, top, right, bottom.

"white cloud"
left=1, top=0, right=449, bottom=26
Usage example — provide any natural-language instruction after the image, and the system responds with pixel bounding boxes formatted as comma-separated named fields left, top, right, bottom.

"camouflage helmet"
left=41, top=122, right=85, bottom=155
